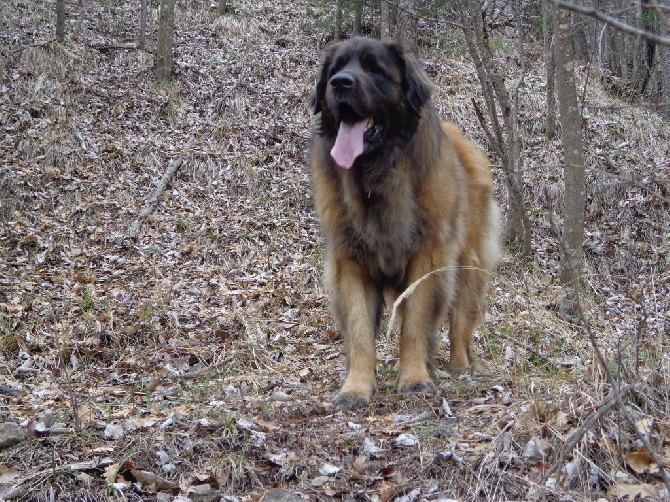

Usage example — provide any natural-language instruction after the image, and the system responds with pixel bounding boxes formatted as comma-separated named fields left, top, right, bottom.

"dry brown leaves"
left=1, top=0, right=670, bottom=500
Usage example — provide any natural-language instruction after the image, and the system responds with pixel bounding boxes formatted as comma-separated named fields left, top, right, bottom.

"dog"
left=309, top=37, right=501, bottom=410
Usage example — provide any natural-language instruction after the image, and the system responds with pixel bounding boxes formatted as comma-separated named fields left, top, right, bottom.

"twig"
left=1, top=458, right=115, bottom=500
left=0, top=385, right=24, bottom=396
left=541, top=385, right=629, bottom=486
left=87, top=43, right=138, bottom=51
left=126, top=157, right=184, bottom=240
left=553, top=1, right=670, bottom=47
left=471, top=98, right=503, bottom=160
left=385, top=266, right=493, bottom=341
left=650, top=0, right=670, bottom=28
left=10, top=39, right=56, bottom=54
left=581, top=101, right=670, bottom=112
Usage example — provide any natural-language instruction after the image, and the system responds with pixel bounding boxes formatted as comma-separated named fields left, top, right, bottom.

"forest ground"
left=1, top=1, right=670, bottom=500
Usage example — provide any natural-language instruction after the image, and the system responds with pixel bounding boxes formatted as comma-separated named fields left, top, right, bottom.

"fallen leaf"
left=635, top=417, right=654, bottom=436
left=562, top=456, right=582, bottom=488
left=319, top=463, right=340, bottom=476
left=103, top=422, right=124, bottom=440
left=380, top=484, right=396, bottom=502
left=626, top=447, right=656, bottom=474
left=129, top=469, right=179, bottom=492
left=395, top=433, right=418, bottom=448
left=104, top=463, right=120, bottom=484
left=0, top=463, right=20, bottom=483
left=607, top=482, right=659, bottom=499
left=311, top=475, right=331, bottom=487
left=353, top=455, right=367, bottom=475
left=523, top=437, right=551, bottom=464
left=379, top=464, right=396, bottom=478
left=76, top=404, right=96, bottom=427
left=363, top=437, right=384, bottom=457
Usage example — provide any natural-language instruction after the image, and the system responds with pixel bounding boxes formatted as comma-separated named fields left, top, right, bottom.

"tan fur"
left=310, top=38, right=501, bottom=409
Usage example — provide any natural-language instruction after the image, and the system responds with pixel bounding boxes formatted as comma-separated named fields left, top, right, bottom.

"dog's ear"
left=388, top=42, right=434, bottom=113
left=310, top=44, right=337, bottom=115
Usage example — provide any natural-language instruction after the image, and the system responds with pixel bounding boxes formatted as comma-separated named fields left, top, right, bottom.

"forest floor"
left=1, top=1, right=670, bottom=501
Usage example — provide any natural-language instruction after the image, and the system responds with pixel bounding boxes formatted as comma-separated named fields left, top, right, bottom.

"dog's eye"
left=362, top=55, right=384, bottom=75
left=369, top=64, right=384, bottom=75
left=330, top=55, right=349, bottom=77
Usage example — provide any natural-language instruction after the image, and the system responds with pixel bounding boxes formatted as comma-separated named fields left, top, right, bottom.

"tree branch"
left=553, top=0, right=670, bottom=47
left=126, top=156, right=184, bottom=240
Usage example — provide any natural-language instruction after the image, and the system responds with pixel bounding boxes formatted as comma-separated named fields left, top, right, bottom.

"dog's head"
left=312, top=37, right=433, bottom=170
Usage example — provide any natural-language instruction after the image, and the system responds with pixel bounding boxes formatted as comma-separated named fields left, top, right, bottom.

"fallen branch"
left=126, top=157, right=184, bottom=240
left=1, top=458, right=115, bottom=501
left=87, top=43, right=138, bottom=52
left=0, top=385, right=24, bottom=396
left=9, top=39, right=56, bottom=54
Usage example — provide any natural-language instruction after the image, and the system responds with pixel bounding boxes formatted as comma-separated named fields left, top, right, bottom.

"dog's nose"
left=330, top=72, right=355, bottom=90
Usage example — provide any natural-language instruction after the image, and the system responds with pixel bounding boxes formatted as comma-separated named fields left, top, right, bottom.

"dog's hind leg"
left=397, top=246, right=453, bottom=395
left=447, top=259, right=490, bottom=374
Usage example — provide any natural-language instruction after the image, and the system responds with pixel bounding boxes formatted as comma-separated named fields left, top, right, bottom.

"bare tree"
left=639, top=0, right=658, bottom=94
left=555, top=0, right=670, bottom=98
left=156, top=0, right=175, bottom=82
left=335, top=0, right=343, bottom=41
left=76, top=0, right=87, bottom=35
left=396, top=0, right=418, bottom=50
left=458, top=0, right=532, bottom=256
left=380, top=0, right=391, bottom=39
left=139, top=0, right=148, bottom=50
left=553, top=8, right=585, bottom=284
left=656, top=1, right=670, bottom=117
left=353, top=0, right=362, bottom=35
left=56, top=0, right=66, bottom=42
left=544, top=0, right=557, bottom=139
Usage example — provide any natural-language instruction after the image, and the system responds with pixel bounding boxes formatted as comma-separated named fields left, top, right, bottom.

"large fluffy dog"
left=310, top=37, right=501, bottom=410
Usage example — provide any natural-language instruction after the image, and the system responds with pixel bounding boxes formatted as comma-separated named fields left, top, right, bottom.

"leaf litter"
left=1, top=0, right=670, bottom=500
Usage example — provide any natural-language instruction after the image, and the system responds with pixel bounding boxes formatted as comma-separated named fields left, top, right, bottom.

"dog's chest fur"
left=340, top=168, right=418, bottom=282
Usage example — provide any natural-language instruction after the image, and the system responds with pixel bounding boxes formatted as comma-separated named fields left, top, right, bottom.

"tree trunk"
left=56, top=0, right=66, bottom=42
left=554, top=9, right=586, bottom=284
left=335, top=0, right=343, bottom=41
left=662, top=16, right=670, bottom=119
left=353, top=0, right=362, bottom=36
left=396, top=0, right=417, bottom=50
left=639, top=0, right=657, bottom=94
left=76, top=0, right=86, bottom=36
left=139, top=0, right=147, bottom=50
left=217, top=0, right=227, bottom=16
left=380, top=0, right=391, bottom=39
left=156, top=0, right=176, bottom=82
left=543, top=0, right=557, bottom=139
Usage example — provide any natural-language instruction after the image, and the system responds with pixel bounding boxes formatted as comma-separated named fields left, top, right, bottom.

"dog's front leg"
left=327, top=256, right=381, bottom=410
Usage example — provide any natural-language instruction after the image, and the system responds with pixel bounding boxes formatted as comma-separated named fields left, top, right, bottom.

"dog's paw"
left=332, top=392, right=370, bottom=410
left=398, top=380, right=437, bottom=395
left=446, top=359, right=489, bottom=376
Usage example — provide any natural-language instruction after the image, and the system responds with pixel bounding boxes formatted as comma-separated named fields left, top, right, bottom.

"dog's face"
left=312, top=38, right=433, bottom=170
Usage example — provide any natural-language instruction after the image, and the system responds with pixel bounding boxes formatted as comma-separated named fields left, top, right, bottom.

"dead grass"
left=1, top=0, right=669, bottom=500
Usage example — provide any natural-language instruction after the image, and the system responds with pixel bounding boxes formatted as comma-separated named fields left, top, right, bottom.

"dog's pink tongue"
left=331, top=119, right=368, bottom=169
